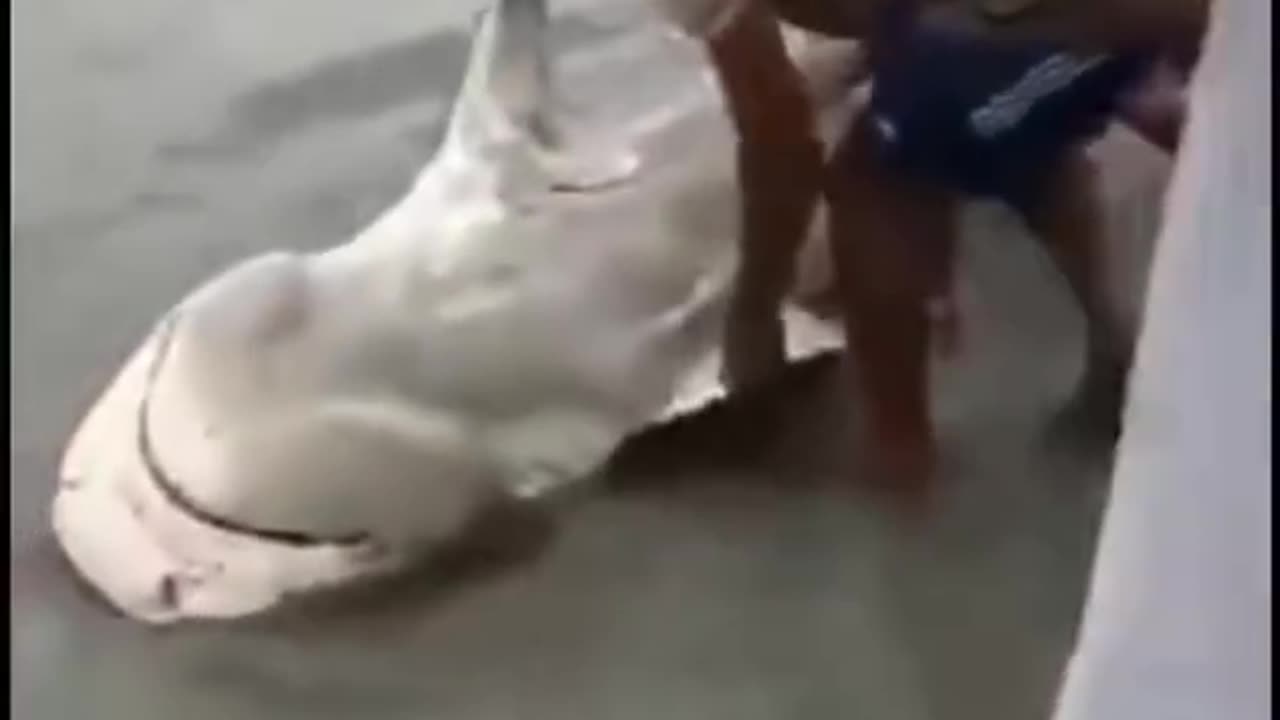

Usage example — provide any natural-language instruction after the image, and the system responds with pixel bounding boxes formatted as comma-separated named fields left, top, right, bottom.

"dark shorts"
left=861, top=20, right=1152, bottom=218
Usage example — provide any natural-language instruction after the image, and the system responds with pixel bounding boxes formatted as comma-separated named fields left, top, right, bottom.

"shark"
left=50, top=0, right=846, bottom=624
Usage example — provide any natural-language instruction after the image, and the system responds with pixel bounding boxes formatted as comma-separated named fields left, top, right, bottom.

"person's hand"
left=1116, top=60, right=1188, bottom=154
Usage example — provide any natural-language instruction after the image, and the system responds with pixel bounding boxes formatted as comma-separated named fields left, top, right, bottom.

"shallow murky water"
left=10, top=1, right=1167, bottom=717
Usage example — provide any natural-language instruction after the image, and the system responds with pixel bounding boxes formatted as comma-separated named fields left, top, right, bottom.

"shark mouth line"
left=134, top=315, right=370, bottom=549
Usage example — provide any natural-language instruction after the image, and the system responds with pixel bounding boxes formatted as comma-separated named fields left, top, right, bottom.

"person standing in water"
left=659, top=0, right=1190, bottom=493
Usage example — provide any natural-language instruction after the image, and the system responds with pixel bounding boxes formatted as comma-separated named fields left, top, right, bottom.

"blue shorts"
left=862, top=19, right=1152, bottom=217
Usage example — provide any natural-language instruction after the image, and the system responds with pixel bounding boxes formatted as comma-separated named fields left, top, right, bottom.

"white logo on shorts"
left=969, top=53, right=1108, bottom=139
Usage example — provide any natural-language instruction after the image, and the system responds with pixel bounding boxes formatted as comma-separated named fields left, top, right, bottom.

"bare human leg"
left=826, top=112, right=958, bottom=502
left=1023, top=148, right=1133, bottom=441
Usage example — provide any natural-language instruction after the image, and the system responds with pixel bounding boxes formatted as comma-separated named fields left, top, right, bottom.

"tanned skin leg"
left=826, top=111, right=959, bottom=500
left=1024, top=149, right=1133, bottom=439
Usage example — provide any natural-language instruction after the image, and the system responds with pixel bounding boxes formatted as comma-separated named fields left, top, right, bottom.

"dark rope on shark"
left=135, top=313, right=370, bottom=548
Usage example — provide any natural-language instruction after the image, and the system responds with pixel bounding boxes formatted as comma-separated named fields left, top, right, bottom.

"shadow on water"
left=606, top=352, right=850, bottom=489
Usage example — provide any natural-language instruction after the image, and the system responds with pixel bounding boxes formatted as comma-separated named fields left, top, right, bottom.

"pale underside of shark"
left=50, top=0, right=1170, bottom=625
